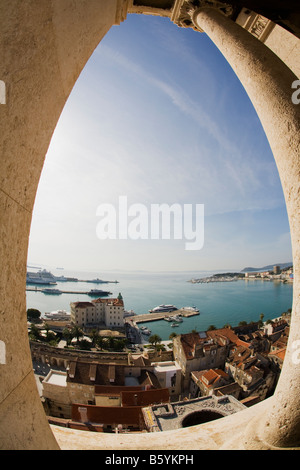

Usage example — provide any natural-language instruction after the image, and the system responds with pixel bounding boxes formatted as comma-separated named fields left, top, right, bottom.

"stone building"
left=190, top=368, right=231, bottom=398
left=173, top=328, right=250, bottom=391
left=225, top=346, right=275, bottom=401
left=70, top=294, right=125, bottom=329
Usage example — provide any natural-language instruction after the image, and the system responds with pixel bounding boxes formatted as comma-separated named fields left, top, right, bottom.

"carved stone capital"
left=115, top=0, right=130, bottom=25
left=172, top=0, right=234, bottom=32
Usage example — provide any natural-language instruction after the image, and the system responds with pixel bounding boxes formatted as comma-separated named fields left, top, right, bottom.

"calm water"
left=26, top=268, right=293, bottom=340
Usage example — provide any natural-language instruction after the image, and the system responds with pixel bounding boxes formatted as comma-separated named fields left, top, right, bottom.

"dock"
left=125, top=308, right=199, bottom=324
left=26, top=287, right=111, bottom=296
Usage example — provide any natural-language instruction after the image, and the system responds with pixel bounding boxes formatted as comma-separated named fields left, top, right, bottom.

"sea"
left=26, top=268, right=293, bottom=341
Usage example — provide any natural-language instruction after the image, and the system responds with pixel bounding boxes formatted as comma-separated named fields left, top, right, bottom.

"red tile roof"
left=192, top=369, right=229, bottom=388
left=72, top=403, right=143, bottom=427
left=72, top=302, right=95, bottom=308
left=121, top=388, right=170, bottom=407
left=178, top=328, right=250, bottom=360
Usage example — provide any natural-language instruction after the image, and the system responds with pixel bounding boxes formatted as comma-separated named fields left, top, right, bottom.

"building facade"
left=70, top=294, right=125, bottom=329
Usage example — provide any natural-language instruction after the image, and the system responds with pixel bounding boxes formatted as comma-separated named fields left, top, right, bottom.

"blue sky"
left=27, top=14, right=292, bottom=273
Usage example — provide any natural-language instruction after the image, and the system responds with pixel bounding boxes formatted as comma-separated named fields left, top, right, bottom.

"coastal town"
left=28, top=276, right=292, bottom=434
left=188, top=264, right=294, bottom=283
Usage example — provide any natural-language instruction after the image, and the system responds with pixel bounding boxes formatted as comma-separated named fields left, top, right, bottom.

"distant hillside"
left=241, top=262, right=293, bottom=272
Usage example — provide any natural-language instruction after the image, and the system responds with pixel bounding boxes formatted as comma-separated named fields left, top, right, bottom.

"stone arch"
left=0, top=0, right=299, bottom=450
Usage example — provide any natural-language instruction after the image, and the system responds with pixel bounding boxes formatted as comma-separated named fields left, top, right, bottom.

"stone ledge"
left=51, top=398, right=283, bottom=450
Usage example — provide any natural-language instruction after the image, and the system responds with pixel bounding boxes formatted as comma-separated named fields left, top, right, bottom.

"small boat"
left=164, top=316, right=172, bottom=322
left=182, top=306, right=200, bottom=313
left=171, top=323, right=179, bottom=327
left=142, top=328, right=151, bottom=335
left=173, top=315, right=183, bottom=322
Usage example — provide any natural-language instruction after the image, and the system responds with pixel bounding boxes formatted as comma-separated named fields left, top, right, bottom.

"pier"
left=125, top=308, right=200, bottom=324
left=26, top=287, right=111, bottom=296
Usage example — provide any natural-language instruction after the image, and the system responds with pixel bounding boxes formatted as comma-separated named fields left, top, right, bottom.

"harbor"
left=26, top=287, right=112, bottom=297
left=125, top=307, right=200, bottom=324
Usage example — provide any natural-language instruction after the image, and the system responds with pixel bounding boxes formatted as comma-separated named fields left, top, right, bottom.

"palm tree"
left=71, top=325, right=83, bottom=344
left=62, top=328, right=72, bottom=346
left=149, top=334, right=162, bottom=348
left=90, top=329, right=99, bottom=347
left=96, top=336, right=105, bottom=351
left=258, top=313, right=264, bottom=328
left=29, top=323, right=41, bottom=340
left=108, top=336, right=116, bottom=349
left=169, top=332, right=177, bottom=340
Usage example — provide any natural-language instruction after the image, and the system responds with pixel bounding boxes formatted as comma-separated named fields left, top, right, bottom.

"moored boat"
left=149, top=304, right=177, bottom=313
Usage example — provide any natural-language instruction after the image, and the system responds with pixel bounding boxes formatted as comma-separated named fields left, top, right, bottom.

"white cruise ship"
left=43, top=310, right=71, bottom=321
left=149, top=304, right=177, bottom=313
left=26, top=269, right=57, bottom=285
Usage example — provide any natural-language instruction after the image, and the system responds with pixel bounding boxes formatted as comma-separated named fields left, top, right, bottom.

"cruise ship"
left=149, top=304, right=177, bottom=313
left=26, top=270, right=57, bottom=285
left=43, top=310, right=71, bottom=321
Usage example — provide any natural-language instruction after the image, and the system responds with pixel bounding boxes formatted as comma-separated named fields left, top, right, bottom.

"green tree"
left=62, top=328, right=73, bottom=346
left=108, top=336, right=116, bottom=349
left=78, top=339, right=91, bottom=350
left=169, top=332, right=177, bottom=340
left=149, top=334, right=162, bottom=348
left=27, top=308, right=41, bottom=321
left=29, top=323, right=41, bottom=340
left=97, top=336, right=105, bottom=351
left=90, top=329, right=99, bottom=347
left=258, top=313, right=264, bottom=328
left=71, top=325, right=83, bottom=344
left=207, top=325, right=217, bottom=331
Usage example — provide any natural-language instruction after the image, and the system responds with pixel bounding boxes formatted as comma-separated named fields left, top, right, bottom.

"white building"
left=70, top=294, right=125, bottom=328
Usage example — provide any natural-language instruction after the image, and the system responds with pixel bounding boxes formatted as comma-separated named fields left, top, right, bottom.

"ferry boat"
left=41, top=288, right=62, bottom=295
left=87, top=289, right=112, bottom=297
left=149, top=304, right=177, bottom=313
left=86, top=278, right=108, bottom=284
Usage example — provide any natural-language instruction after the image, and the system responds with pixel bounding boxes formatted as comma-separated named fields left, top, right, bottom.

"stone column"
left=190, top=7, right=300, bottom=448
left=0, top=0, right=125, bottom=450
